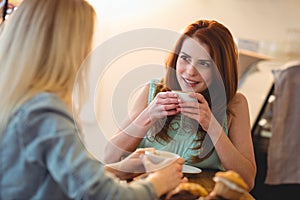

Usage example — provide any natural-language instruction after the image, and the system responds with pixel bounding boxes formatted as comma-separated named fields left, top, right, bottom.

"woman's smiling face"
left=176, top=37, right=213, bottom=93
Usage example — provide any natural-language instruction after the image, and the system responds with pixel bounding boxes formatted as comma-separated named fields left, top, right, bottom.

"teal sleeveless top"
left=138, top=79, right=228, bottom=170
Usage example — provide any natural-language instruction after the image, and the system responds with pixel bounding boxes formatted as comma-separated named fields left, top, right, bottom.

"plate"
left=182, top=164, right=202, bottom=174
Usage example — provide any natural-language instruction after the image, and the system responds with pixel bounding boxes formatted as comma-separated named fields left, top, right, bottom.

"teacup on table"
left=145, top=150, right=179, bottom=164
left=172, top=90, right=197, bottom=102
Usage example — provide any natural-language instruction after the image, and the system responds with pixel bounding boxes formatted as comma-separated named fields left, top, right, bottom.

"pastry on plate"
left=210, top=170, right=249, bottom=200
left=165, top=182, right=208, bottom=200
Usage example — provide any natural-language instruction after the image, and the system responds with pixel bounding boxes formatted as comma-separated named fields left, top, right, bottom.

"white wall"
left=90, top=0, right=300, bottom=56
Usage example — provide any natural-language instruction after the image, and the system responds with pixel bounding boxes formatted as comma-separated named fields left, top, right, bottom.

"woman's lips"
left=182, top=77, right=199, bottom=86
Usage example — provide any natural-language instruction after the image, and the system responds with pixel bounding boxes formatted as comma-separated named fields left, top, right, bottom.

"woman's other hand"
left=144, top=157, right=187, bottom=197
left=177, top=92, right=213, bottom=131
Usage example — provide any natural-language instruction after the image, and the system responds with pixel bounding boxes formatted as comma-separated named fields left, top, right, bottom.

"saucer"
left=182, top=164, right=202, bottom=174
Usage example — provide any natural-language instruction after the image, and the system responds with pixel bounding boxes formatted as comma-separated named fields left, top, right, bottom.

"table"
left=184, top=170, right=255, bottom=200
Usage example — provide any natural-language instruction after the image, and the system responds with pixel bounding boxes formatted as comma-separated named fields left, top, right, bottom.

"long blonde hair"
left=0, top=0, right=96, bottom=134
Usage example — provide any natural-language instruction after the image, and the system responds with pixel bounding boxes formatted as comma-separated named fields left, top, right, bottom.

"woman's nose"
left=186, top=63, right=197, bottom=75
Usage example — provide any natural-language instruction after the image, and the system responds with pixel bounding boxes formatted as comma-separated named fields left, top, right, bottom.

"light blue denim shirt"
left=0, top=92, right=157, bottom=200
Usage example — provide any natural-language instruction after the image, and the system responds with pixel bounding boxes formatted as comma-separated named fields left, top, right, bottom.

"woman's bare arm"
left=104, top=82, right=179, bottom=164
left=103, top=84, right=151, bottom=163
left=209, top=92, right=256, bottom=190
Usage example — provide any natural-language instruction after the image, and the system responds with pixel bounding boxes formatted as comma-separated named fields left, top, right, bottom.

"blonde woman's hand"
left=144, top=157, right=187, bottom=197
left=105, top=148, right=155, bottom=180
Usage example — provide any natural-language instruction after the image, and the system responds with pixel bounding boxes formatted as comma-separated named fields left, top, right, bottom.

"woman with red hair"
left=105, top=20, right=256, bottom=191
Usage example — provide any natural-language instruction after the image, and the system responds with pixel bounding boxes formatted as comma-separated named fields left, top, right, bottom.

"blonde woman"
left=0, top=0, right=185, bottom=199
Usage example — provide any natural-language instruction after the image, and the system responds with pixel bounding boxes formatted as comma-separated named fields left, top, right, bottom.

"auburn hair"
left=151, top=20, right=238, bottom=163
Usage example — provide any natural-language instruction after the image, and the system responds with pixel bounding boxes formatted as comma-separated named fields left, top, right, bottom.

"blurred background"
left=89, top=0, right=300, bottom=59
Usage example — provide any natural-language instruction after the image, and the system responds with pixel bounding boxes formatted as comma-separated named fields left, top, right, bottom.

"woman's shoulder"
left=230, top=92, right=248, bottom=107
left=9, top=93, right=77, bottom=146
left=132, top=79, right=161, bottom=104
left=227, top=92, right=250, bottom=128
left=227, top=92, right=250, bottom=122
left=14, top=92, right=74, bottom=131
left=19, top=92, right=71, bottom=117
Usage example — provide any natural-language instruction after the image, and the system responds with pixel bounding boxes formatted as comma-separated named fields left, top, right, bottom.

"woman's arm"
left=103, top=84, right=151, bottom=163
left=179, top=92, right=256, bottom=190
left=104, top=83, right=180, bottom=164
left=208, top=93, right=256, bottom=190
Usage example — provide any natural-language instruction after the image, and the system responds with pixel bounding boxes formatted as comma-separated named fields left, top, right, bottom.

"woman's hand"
left=146, top=91, right=179, bottom=123
left=144, top=157, right=188, bottom=197
left=177, top=93, right=212, bottom=131
left=105, top=148, right=155, bottom=180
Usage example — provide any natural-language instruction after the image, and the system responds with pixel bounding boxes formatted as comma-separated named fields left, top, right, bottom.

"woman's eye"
left=198, top=61, right=211, bottom=67
left=180, top=55, right=189, bottom=61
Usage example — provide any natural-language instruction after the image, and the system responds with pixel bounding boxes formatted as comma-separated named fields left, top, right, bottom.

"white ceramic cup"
left=145, top=150, right=179, bottom=164
left=172, top=90, right=197, bottom=102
